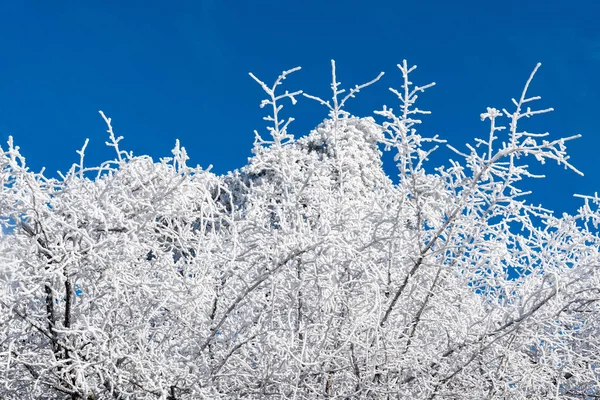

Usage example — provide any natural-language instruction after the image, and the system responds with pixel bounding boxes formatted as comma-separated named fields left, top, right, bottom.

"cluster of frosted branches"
left=0, top=61, right=598, bottom=400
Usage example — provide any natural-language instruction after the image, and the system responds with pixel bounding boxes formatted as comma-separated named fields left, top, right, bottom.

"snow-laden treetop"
left=0, top=61, right=598, bottom=399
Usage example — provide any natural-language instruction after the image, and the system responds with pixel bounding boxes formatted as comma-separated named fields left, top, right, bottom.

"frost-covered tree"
left=0, top=60, right=599, bottom=399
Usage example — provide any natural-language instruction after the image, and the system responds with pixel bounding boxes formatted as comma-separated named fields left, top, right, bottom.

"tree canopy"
left=0, top=61, right=598, bottom=399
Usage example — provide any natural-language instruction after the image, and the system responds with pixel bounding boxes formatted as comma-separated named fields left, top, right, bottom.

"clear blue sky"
left=0, top=0, right=598, bottom=214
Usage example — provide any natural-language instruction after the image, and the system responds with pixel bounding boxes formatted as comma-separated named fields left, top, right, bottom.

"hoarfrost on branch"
left=0, top=61, right=599, bottom=399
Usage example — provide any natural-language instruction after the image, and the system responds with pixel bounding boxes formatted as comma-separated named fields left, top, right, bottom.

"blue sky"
left=0, top=0, right=598, bottom=214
